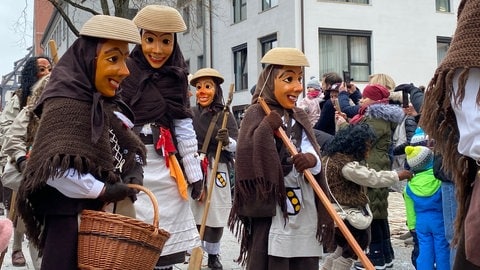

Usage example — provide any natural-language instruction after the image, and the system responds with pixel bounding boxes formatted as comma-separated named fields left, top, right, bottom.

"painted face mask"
left=36, top=58, right=52, bottom=79
left=95, top=39, right=131, bottom=97
left=273, top=66, right=304, bottom=109
left=195, top=77, right=216, bottom=107
left=141, top=30, right=174, bottom=69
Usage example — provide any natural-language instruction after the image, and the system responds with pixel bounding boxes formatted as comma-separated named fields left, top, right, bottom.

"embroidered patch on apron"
left=215, top=172, right=228, bottom=188
left=286, top=187, right=302, bottom=215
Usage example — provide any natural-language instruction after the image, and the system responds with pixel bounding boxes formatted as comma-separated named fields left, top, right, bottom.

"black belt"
left=139, top=133, right=154, bottom=145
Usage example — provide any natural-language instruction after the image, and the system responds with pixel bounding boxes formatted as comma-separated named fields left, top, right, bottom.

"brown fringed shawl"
left=419, top=0, right=480, bottom=245
left=229, top=64, right=334, bottom=264
left=17, top=98, right=146, bottom=249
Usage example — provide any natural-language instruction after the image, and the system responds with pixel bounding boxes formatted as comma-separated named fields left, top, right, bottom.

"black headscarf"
left=119, top=34, right=192, bottom=127
left=34, top=36, right=133, bottom=143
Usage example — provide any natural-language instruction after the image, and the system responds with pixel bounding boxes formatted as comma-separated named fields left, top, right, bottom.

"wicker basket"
left=78, top=184, right=170, bottom=270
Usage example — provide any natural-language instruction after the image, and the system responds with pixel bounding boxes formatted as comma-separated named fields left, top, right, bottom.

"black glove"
left=191, top=180, right=204, bottom=201
left=292, top=153, right=317, bottom=172
left=263, top=111, right=283, bottom=131
left=99, top=182, right=136, bottom=203
left=121, top=162, right=144, bottom=186
left=16, top=156, right=27, bottom=173
left=215, top=128, right=230, bottom=146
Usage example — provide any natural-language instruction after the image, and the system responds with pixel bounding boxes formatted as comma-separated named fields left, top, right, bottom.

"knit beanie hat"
left=362, top=84, right=390, bottom=101
left=410, top=127, right=428, bottom=146
left=405, top=145, right=433, bottom=173
left=307, top=76, right=321, bottom=90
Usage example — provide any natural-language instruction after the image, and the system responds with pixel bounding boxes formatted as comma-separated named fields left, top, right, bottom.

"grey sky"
left=0, top=0, right=33, bottom=78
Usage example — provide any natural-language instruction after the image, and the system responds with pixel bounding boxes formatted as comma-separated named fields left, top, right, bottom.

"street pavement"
left=0, top=191, right=415, bottom=269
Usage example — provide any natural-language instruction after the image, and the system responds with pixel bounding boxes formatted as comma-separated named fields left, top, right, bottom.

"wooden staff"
left=48, top=39, right=59, bottom=64
left=258, top=97, right=374, bottom=270
left=188, top=84, right=235, bottom=270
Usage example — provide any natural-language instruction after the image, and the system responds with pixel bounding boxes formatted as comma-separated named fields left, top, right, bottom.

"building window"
left=437, top=36, right=451, bottom=65
left=262, top=0, right=278, bottom=11
left=436, top=0, right=450, bottom=12
left=233, top=44, right=248, bottom=91
left=233, top=0, right=247, bottom=23
left=327, top=0, right=369, bottom=3
left=260, top=33, right=278, bottom=68
left=183, top=6, right=190, bottom=32
left=319, top=28, right=371, bottom=82
left=196, top=0, right=204, bottom=27
left=197, top=55, right=204, bottom=69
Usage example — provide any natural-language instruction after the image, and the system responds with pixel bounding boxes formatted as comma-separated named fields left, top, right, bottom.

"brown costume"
left=420, top=0, right=480, bottom=268
left=229, top=63, right=334, bottom=269
left=16, top=31, right=145, bottom=269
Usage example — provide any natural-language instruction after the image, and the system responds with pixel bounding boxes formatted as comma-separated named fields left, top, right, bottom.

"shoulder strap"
left=324, top=157, right=347, bottom=215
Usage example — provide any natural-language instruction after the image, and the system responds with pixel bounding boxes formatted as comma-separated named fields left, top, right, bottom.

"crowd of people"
left=0, top=0, right=478, bottom=270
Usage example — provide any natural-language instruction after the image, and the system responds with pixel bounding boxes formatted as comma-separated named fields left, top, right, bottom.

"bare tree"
left=47, top=0, right=133, bottom=36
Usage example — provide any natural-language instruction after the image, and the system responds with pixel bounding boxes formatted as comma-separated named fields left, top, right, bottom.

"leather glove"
left=215, top=128, right=230, bottom=146
left=292, top=153, right=317, bottom=172
left=263, top=111, right=283, bottom=131
left=121, top=162, right=144, bottom=186
left=99, top=182, right=136, bottom=203
left=191, top=180, right=204, bottom=201
left=16, top=156, right=27, bottom=173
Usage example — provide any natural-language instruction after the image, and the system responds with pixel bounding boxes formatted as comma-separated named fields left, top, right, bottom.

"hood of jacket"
left=366, top=103, right=405, bottom=124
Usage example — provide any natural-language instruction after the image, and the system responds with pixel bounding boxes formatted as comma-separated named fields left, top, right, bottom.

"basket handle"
left=127, top=184, right=159, bottom=230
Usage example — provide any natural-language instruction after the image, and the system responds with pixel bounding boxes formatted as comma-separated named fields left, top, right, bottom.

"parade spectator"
left=314, top=72, right=343, bottom=135
left=321, top=123, right=412, bottom=270
left=350, top=84, right=405, bottom=270
left=298, top=76, right=323, bottom=127
left=404, top=145, right=450, bottom=270
left=0, top=55, right=52, bottom=267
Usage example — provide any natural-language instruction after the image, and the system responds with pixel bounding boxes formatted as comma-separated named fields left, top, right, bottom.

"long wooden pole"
left=258, top=97, right=374, bottom=270
left=188, top=84, right=235, bottom=270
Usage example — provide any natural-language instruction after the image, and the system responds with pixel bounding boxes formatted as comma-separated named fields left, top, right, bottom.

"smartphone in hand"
left=343, top=70, right=352, bottom=87
left=402, top=91, right=409, bottom=108
left=333, top=98, right=341, bottom=112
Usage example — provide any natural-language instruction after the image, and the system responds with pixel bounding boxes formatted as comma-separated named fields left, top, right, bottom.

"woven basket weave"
left=78, top=184, right=170, bottom=270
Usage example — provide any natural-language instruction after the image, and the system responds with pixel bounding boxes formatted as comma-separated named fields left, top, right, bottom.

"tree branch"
left=62, top=0, right=100, bottom=15
left=47, top=0, right=79, bottom=37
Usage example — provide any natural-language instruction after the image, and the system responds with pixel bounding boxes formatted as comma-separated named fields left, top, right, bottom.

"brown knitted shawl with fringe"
left=17, top=97, right=146, bottom=249
left=419, top=0, right=480, bottom=245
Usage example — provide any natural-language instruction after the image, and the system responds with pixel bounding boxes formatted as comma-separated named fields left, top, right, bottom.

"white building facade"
left=39, top=0, right=459, bottom=121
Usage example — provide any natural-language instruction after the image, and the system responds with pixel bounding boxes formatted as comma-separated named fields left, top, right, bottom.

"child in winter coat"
left=404, top=145, right=450, bottom=270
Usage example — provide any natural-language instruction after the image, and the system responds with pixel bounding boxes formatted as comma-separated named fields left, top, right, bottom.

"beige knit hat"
left=189, top=68, right=224, bottom=86
left=80, top=15, right=141, bottom=44
left=133, top=5, right=187, bottom=33
left=261, top=47, right=310, bottom=67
